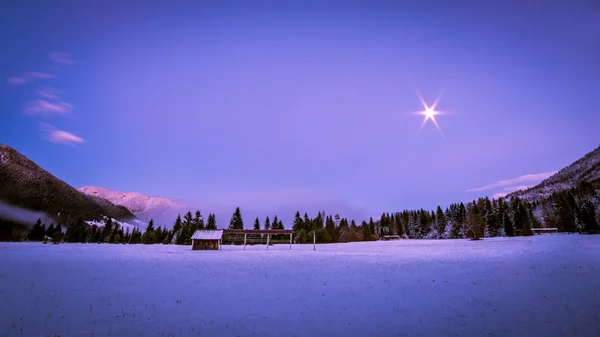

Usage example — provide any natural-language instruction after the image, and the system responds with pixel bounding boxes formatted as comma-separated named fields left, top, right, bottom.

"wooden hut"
left=191, top=230, right=223, bottom=250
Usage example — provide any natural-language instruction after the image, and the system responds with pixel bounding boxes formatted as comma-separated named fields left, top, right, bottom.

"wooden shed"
left=191, top=230, right=223, bottom=250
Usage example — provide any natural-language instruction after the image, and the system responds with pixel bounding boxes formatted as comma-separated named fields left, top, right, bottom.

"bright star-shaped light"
left=409, top=90, right=451, bottom=139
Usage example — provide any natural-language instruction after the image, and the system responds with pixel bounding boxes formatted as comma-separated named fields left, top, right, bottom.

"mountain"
left=510, top=144, right=600, bottom=202
left=78, top=186, right=187, bottom=222
left=0, top=144, right=134, bottom=224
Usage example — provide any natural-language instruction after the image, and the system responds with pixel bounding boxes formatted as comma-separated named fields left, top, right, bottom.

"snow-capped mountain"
left=77, top=186, right=187, bottom=221
left=510, top=144, right=600, bottom=202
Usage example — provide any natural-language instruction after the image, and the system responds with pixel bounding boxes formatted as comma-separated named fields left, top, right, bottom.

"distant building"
left=191, top=230, right=223, bottom=250
left=191, top=229, right=294, bottom=250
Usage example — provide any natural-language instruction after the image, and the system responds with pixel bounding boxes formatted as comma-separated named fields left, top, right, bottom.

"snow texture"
left=1, top=235, right=599, bottom=337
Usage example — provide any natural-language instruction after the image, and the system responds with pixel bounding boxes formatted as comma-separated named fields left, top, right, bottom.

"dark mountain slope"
left=0, top=143, right=134, bottom=223
left=510, top=145, right=600, bottom=201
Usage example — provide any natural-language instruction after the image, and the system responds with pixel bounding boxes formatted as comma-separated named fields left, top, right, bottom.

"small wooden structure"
left=531, top=228, right=558, bottom=235
left=191, top=230, right=223, bottom=250
left=223, top=229, right=294, bottom=250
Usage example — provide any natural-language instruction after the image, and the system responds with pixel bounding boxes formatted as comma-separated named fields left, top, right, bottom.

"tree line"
left=13, top=181, right=600, bottom=244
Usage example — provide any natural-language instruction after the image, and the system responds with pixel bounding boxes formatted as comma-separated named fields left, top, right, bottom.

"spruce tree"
left=254, top=217, right=261, bottom=230
left=169, top=215, right=182, bottom=244
left=361, top=220, right=371, bottom=241
left=206, top=213, right=217, bottom=230
left=194, top=210, right=205, bottom=230
left=178, top=211, right=194, bottom=245
left=292, top=211, right=304, bottom=232
left=304, top=213, right=313, bottom=231
left=142, top=220, right=156, bottom=244
left=229, top=207, right=244, bottom=229
left=435, top=206, right=446, bottom=238
left=264, top=216, right=271, bottom=230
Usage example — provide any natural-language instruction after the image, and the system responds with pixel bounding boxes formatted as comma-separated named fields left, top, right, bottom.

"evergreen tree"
left=102, top=218, right=113, bottom=243
left=206, top=213, right=217, bottom=230
left=178, top=211, right=194, bottom=245
left=194, top=210, right=205, bottom=230
left=435, top=206, right=446, bottom=238
left=292, top=211, right=304, bottom=232
left=304, top=213, right=313, bottom=232
left=27, top=219, right=45, bottom=241
left=466, top=202, right=484, bottom=240
left=171, top=215, right=182, bottom=244
left=229, top=207, right=244, bottom=229
left=264, top=216, right=271, bottom=230
left=361, top=220, right=371, bottom=241
left=272, top=215, right=280, bottom=229
left=253, top=217, right=261, bottom=230
left=142, top=219, right=156, bottom=244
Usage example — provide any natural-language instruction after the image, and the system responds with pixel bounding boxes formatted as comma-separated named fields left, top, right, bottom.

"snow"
left=1, top=235, right=599, bottom=337
left=86, top=217, right=146, bottom=233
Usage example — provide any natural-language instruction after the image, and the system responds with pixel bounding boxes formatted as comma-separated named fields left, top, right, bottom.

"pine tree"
left=178, top=211, right=194, bottom=245
left=435, top=206, right=446, bottom=238
left=27, top=219, right=45, bottom=241
left=229, top=207, right=244, bottom=229
left=264, top=216, right=271, bottom=230
left=206, top=213, right=217, bottom=230
left=272, top=215, right=280, bottom=229
left=171, top=215, right=182, bottom=244
left=361, top=220, right=371, bottom=241
left=466, top=202, right=484, bottom=240
left=102, top=218, right=113, bottom=243
left=142, top=219, right=156, bottom=244
left=194, top=210, right=205, bottom=230
left=304, top=213, right=313, bottom=231
left=292, top=211, right=304, bottom=232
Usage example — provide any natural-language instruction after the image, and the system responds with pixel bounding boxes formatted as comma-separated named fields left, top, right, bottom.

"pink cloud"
left=491, top=185, right=531, bottom=199
left=40, top=123, right=85, bottom=146
left=466, top=171, right=557, bottom=193
left=36, top=87, right=61, bottom=100
left=28, top=72, right=54, bottom=79
left=50, top=51, right=74, bottom=64
left=7, top=77, right=28, bottom=85
left=24, top=99, right=73, bottom=116
left=6, top=72, right=54, bottom=85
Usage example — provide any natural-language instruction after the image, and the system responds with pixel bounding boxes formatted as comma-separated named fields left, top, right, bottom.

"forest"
left=4, top=181, right=599, bottom=244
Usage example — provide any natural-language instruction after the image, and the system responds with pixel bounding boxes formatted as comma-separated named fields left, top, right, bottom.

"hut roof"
left=191, top=230, right=223, bottom=240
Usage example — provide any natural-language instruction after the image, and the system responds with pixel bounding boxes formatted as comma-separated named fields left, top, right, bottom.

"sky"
left=1, top=0, right=599, bottom=225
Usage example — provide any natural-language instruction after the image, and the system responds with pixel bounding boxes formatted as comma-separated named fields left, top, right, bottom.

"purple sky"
left=1, top=0, right=599, bottom=225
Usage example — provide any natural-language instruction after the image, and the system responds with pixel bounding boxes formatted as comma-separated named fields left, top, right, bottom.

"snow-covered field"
left=1, top=235, right=599, bottom=337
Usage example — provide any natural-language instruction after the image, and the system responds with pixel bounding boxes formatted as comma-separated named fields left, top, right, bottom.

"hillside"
left=78, top=186, right=187, bottom=221
left=0, top=144, right=134, bottom=224
left=510, top=145, right=600, bottom=201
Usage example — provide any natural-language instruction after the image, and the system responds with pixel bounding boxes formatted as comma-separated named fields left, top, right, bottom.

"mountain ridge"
left=510, top=144, right=600, bottom=201
left=77, top=186, right=188, bottom=221
left=0, top=143, right=135, bottom=223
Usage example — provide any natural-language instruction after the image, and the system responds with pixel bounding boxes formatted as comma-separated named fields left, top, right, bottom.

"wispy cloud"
left=36, top=87, right=61, bottom=100
left=491, top=185, right=531, bottom=199
left=466, top=171, right=557, bottom=193
left=24, top=99, right=73, bottom=116
left=50, top=51, right=74, bottom=64
left=40, top=123, right=85, bottom=146
left=6, top=72, right=54, bottom=85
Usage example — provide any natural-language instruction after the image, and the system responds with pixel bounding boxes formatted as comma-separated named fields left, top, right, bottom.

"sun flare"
left=408, top=90, right=451, bottom=139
